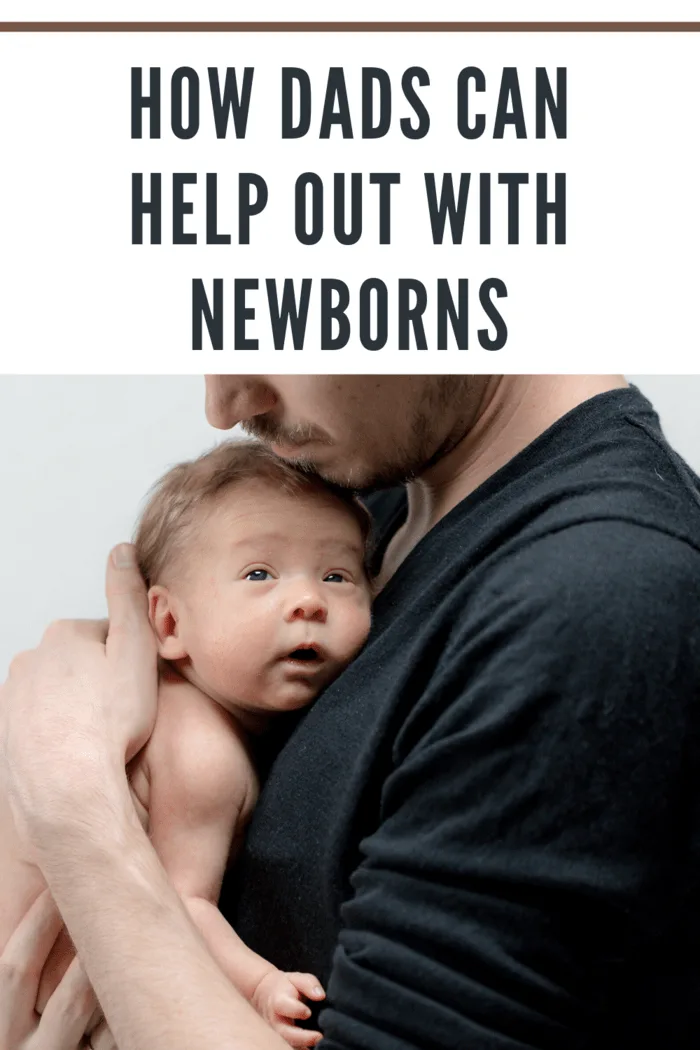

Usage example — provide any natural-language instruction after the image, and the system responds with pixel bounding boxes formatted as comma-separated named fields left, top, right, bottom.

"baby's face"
left=158, top=479, right=372, bottom=714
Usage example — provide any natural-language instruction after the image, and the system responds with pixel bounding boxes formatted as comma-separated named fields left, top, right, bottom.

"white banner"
left=0, top=22, right=698, bottom=372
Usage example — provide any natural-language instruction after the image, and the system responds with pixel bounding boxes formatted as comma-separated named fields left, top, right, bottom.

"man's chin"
left=265, top=438, right=400, bottom=490
left=267, top=442, right=349, bottom=484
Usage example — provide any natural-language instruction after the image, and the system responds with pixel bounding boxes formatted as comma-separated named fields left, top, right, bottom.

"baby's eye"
left=324, top=573, right=347, bottom=584
left=245, top=569, right=271, bottom=582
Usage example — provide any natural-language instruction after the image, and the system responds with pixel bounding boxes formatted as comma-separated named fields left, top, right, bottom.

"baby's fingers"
left=276, top=1022, right=323, bottom=1048
left=278, top=996, right=312, bottom=1021
left=286, top=971, right=325, bottom=1001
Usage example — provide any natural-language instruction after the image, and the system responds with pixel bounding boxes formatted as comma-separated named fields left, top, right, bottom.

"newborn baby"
left=0, top=440, right=373, bottom=1047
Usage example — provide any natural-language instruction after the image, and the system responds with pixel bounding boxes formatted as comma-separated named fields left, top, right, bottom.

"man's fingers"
left=39, top=954, right=98, bottom=1050
left=85, top=1002, right=105, bottom=1036
left=7, top=649, right=33, bottom=679
left=1, top=890, right=63, bottom=990
left=88, top=1017, right=119, bottom=1050
left=42, top=619, right=108, bottom=646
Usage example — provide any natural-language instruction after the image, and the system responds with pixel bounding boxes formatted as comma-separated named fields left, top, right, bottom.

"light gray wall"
left=626, top=376, right=700, bottom=467
left=0, top=376, right=697, bottom=677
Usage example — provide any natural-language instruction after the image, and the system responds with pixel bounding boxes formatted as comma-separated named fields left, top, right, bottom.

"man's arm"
left=44, top=779, right=289, bottom=1050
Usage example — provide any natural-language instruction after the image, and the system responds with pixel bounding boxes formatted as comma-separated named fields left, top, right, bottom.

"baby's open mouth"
left=286, top=645, right=321, bottom=662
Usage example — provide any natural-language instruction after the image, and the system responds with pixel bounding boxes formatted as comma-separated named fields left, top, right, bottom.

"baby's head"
left=134, top=441, right=373, bottom=717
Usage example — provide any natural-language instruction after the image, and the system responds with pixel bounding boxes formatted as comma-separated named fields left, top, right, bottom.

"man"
left=2, top=374, right=699, bottom=1050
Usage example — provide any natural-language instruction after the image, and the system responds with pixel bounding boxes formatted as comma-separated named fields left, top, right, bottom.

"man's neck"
left=376, top=375, right=627, bottom=589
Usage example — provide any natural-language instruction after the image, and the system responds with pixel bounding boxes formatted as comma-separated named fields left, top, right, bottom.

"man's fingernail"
left=112, top=544, right=136, bottom=569
left=313, top=986, right=324, bottom=997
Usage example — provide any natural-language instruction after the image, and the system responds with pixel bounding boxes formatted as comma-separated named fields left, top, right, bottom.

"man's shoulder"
left=446, top=518, right=700, bottom=668
left=369, top=399, right=700, bottom=621
left=393, top=519, right=699, bottom=733
left=489, top=516, right=700, bottom=608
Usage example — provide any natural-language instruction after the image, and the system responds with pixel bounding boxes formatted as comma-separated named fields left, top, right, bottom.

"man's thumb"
left=106, top=544, right=157, bottom=760
left=105, top=543, right=151, bottom=652
left=111, top=542, right=138, bottom=572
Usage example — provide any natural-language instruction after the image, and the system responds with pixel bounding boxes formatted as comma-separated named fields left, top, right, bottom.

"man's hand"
left=0, top=890, right=97, bottom=1050
left=252, top=971, right=325, bottom=1048
left=86, top=1017, right=119, bottom=1050
left=0, top=544, right=158, bottom=852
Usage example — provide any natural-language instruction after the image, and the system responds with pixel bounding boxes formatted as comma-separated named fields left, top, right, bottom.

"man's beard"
left=241, top=415, right=330, bottom=449
left=241, top=377, right=471, bottom=490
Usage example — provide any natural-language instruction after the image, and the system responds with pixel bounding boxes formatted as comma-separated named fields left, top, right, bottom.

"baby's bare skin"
left=2, top=464, right=370, bottom=1046
left=1, top=672, right=324, bottom=1046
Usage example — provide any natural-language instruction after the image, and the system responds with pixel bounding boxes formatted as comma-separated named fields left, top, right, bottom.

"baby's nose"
left=286, top=590, right=328, bottom=623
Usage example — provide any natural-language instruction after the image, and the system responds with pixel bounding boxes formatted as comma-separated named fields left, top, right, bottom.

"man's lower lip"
left=270, top=441, right=311, bottom=457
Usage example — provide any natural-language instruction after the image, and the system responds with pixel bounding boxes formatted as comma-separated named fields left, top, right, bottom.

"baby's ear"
left=148, top=585, right=188, bottom=660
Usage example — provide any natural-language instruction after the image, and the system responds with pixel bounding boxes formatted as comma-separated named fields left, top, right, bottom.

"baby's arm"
left=144, top=678, right=324, bottom=1047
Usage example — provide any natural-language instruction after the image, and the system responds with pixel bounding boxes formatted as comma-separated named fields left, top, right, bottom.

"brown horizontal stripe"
left=0, top=22, right=699, bottom=33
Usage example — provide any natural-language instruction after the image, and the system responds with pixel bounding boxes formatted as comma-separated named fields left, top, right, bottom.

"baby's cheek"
left=344, top=603, right=373, bottom=657
left=191, top=628, right=250, bottom=691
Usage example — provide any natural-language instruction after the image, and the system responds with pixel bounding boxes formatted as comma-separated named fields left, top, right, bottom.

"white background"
left=0, top=19, right=699, bottom=370
left=0, top=374, right=698, bottom=678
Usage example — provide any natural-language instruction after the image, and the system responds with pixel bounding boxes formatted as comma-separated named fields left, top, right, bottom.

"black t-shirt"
left=222, top=386, right=700, bottom=1048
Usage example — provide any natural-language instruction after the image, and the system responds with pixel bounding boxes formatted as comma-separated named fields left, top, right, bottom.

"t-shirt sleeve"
left=319, top=522, right=700, bottom=1049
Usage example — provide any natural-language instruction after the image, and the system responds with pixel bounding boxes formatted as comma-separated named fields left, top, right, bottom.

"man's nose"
left=204, top=376, right=277, bottom=430
left=285, top=588, right=328, bottom=624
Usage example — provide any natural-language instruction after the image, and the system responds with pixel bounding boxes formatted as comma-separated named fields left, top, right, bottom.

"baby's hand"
left=252, top=969, right=326, bottom=1048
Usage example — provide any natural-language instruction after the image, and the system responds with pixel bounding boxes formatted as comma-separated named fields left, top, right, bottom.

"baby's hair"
left=133, top=440, right=373, bottom=587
